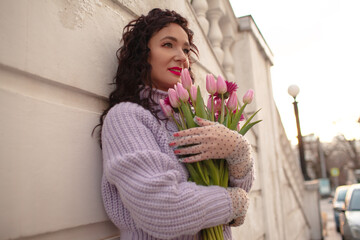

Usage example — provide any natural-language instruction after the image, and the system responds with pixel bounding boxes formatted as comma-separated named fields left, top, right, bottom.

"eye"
left=183, top=48, right=190, bottom=55
left=162, top=42, right=173, bottom=48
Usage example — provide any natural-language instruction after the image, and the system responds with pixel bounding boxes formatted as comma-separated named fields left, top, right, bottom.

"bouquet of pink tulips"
left=160, top=69, right=261, bottom=240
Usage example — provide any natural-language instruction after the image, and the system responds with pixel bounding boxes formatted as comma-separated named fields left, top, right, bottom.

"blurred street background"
left=320, top=198, right=341, bottom=240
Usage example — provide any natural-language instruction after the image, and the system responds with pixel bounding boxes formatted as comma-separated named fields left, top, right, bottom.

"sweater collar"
left=140, top=86, right=168, bottom=105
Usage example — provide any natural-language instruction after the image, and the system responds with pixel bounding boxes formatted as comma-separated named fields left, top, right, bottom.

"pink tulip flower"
left=207, top=96, right=213, bottom=111
left=159, top=99, right=173, bottom=117
left=164, top=96, right=171, bottom=106
left=206, top=74, right=217, bottom=95
left=175, top=82, right=189, bottom=102
left=226, top=92, right=238, bottom=111
left=243, top=89, right=254, bottom=104
left=214, top=98, right=222, bottom=111
left=217, top=75, right=227, bottom=94
left=207, top=96, right=222, bottom=112
left=180, top=68, right=192, bottom=91
left=168, top=88, right=181, bottom=108
left=190, top=85, right=197, bottom=104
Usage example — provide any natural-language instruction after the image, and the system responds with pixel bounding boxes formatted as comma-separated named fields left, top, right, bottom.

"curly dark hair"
left=93, top=8, right=198, bottom=142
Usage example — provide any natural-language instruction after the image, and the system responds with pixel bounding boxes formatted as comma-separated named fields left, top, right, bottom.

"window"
left=349, top=190, right=360, bottom=211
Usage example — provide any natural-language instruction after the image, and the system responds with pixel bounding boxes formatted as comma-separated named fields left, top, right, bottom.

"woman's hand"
left=170, top=117, right=251, bottom=162
left=170, top=117, right=241, bottom=163
left=227, top=187, right=249, bottom=227
left=169, top=117, right=253, bottom=179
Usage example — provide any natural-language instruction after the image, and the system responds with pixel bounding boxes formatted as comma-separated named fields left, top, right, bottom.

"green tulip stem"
left=211, top=94, right=215, bottom=122
left=220, top=94, right=225, bottom=124
left=177, top=107, right=186, bottom=129
left=171, top=114, right=183, bottom=131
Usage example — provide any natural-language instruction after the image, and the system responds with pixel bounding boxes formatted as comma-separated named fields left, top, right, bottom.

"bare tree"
left=322, top=134, right=359, bottom=186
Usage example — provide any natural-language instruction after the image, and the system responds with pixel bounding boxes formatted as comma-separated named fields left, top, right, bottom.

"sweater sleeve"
left=228, top=161, right=255, bottom=193
left=102, top=103, right=233, bottom=239
left=226, top=134, right=255, bottom=193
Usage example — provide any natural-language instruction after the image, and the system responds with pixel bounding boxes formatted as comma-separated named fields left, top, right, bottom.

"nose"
left=174, top=49, right=189, bottom=67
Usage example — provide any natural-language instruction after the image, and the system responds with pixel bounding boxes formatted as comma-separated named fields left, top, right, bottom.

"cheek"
left=147, top=53, right=154, bottom=67
left=148, top=55, right=161, bottom=70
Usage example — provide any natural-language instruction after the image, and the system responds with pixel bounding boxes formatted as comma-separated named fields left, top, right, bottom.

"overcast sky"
left=230, top=0, right=360, bottom=143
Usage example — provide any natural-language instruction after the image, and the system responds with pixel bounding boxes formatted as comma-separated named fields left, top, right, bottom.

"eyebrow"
left=160, top=36, right=190, bottom=47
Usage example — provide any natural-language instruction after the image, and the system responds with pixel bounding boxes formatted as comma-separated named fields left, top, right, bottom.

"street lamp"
left=288, top=85, right=310, bottom=180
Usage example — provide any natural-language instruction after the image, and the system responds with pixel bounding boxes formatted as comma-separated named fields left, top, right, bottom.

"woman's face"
left=148, top=23, right=190, bottom=91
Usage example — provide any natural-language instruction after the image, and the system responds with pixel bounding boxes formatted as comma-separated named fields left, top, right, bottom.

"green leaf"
left=218, top=159, right=228, bottom=187
left=171, top=115, right=183, bottom=130
left=239, top=108, right=261, bottom=133
left=180, top=101, right=196, bottom=128
left=195, top=161, right=209, bottom=185
left=228, top=103, right=247, bottom=130
left=220, top=94, right=225, bottom=123
left=219, top=159, right=224, bottom=178
left=222, top=109, right=228, bottom=126
left=239, top=120, right=262, bottom=135
left=202, top=163, right=209, bottom=184
left=186, top=164, right=206, bottom=185
left=224, top=108, right=231, bottom=127
left=195, top=86, right=208, bottom=120
left=203, top=159, right=220, bottom=186
left=220, top=163, right=229, bottom=188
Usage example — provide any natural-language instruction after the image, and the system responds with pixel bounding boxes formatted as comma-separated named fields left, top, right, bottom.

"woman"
left=98, top=8, right=254, bottom=239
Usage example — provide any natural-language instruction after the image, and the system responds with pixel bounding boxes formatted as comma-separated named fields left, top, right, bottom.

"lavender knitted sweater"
left=101, top=89, right=254, bottom=239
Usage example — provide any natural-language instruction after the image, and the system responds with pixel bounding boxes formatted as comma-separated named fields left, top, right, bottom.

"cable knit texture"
left=101, top=88, right=255, bottom=239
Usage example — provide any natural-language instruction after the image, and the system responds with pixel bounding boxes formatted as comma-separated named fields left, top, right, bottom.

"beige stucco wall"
left=232, top=16, right=312, bottom=240
left=0, top=0, right=317, bottom=239
left=0, top=0, right=122, bottom=239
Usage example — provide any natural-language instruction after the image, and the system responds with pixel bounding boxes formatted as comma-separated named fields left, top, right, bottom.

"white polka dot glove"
left=227, top=187, right=249, bottom=226
left=170, top=117, right=253, bottom=179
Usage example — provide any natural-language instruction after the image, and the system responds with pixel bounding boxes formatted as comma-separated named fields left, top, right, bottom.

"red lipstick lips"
left=168, top=67, right=182, bottom=76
